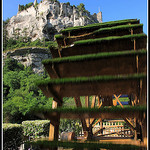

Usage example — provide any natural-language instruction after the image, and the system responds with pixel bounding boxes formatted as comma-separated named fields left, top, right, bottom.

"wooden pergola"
left=35, top=18, right=147, bottom=147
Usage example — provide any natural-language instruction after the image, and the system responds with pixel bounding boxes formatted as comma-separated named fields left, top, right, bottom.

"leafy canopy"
left=3, top=58, right=52, bottom=123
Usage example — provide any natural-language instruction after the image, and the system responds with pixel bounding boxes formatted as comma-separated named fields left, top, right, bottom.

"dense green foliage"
left=19, top=2, right=33, bottom=11
left=22, top=120, right=50, bottom=138
left=3, top=58, right=52, bottom=123
left=3, top=123, right=23, bottom=150
left=59, top=119, right=82, bottom=136
left=50, top=0, right=59, bottom=3
left=3, top=38, right=56, bottom=52
left=77, top=3, right=89, bottom=14
left=27, top=140, right=145, bottom=150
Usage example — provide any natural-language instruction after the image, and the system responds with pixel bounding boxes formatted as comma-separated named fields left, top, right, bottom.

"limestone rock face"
left=6, top=0, right=101, bottom=41
left=3, top=48, right=51, bottom=74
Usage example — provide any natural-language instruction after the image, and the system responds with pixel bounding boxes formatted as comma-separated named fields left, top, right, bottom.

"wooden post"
left=52, top=64, right=60, bottom=78
left=85, top=96, right=90, bottom=127
left=58, top=49, right=62, bottom=57
left=100, top=120, right=103, bottom=134
left=49, top=100, right=62, bottom=141
left=89, top=96, right=96, bottom=124
left=141, top=112, right=147, bottom=145
left=114, top=94, right=123, bottom=108
left=97, top=96, right=101, bottom=106
left=85, top=96, right=94, bottom=140
left=63, top=38, right=66, bottom=46
left=92, top=118, right=101, bottom=127
left=136, top=55, right=139, bottom=73
left=139, top=79, right=146, bottom=105
left=131, top=28, right=133, bottom=35
left=74, top=97, right=87, bottom=131
left=134, top=39, right=136, bottom=50
left=91, top=96, right=96, bottom=108
left=134, top=118, right=137, bottom=140
left=85, top=96, right=89, bottom=108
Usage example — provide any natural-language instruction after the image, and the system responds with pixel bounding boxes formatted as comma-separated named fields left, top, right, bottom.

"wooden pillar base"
left=142, top=113, right=147, bottom=145
left=49, top=123, right=60, bottom=141
left=85, top=127, right=93, bottom=140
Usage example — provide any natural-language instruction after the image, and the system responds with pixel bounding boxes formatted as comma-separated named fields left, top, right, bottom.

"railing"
left=93, top=120, right=133, bottom=137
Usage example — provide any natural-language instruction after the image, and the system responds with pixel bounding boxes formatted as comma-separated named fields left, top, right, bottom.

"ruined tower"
left=97, top=7, right=102, bottom=23
left=34, top=0, right=38, bottom=5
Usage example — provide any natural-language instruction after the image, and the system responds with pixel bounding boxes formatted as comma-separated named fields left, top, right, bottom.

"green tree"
left=3, top=58, right=52, bottom=123
left=77, top=3, right=85, bottom=12
left=77, top=3, right=90, bottom=14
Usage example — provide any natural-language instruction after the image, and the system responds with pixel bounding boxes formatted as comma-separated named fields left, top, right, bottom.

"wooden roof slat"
left=43, top=50, right=147, bottom=78
left=61, top=19, right=140, bottom=36
left=35, top=73, right=146, bottom=98
left=51, top=34, right=147, bottom=58
left=56, top=24, right=143, bottom=47
left=43, top=49, right=146, bottom=64
left=32, top=106, right=146, bottom=120
left=73, top=34, right=146, bottom=46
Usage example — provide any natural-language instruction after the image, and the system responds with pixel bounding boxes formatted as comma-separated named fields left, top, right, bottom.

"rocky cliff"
left=6, top=0, right=102, bottom=41
left=3, top=48, right=51, bottom=74
left=4, top=0, right=102, bottom=74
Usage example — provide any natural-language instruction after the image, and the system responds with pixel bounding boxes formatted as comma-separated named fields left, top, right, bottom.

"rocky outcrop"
left=6, top=0, right=102, bottom=41
left=3, top=47, right=51, bottom=74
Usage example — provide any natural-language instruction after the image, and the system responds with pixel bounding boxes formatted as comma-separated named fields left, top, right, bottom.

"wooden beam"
left=98, top=101, right=103, bottom=108
left=89, top=119, right=96, bottom=128
left=92, top=118, right=102, bottom=127
left=114, top=94, right=136, bottom=132
left=91, top=96, right=96, bottom=108
left=58, top=49, right=62, bottom=57
left=74, top=97, right=82, bottom=107
left=134, top=39, right=136, bottom=50
left=141, top=113, right=147, bottom=145
left=114, top=94, right=123, bottom=108
left=47, top=86, right=62, bottom=106
left=136, top=55, right=139, bottom=73
left=97, top=96, right=101, bottom=107
left=52, top=64, right=60, bottom=78
left=85, top=96, right=90, bottom=127
left=93, top=127, right=105, bottom=136
left=134, top=118, right=137, bottom=140
left=97, top=130, right=133, bottom=137
left=74, top=97, right=87, bottom=131
left=123, top=118, right=136, bottom=132
left=85, top=96, right=89, bottom=108
left=89, top=96, right=96, bottom=125
left=139, top=79, right=143, bottom=102
left=63, top=38, right=67, bottom=46
left=131, top=28, right=133, bottom=35
left=49, top=124, right=60, bottom=141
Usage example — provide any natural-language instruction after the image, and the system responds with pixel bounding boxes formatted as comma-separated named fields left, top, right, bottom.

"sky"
left=3, top=0, right=148, bottom=34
